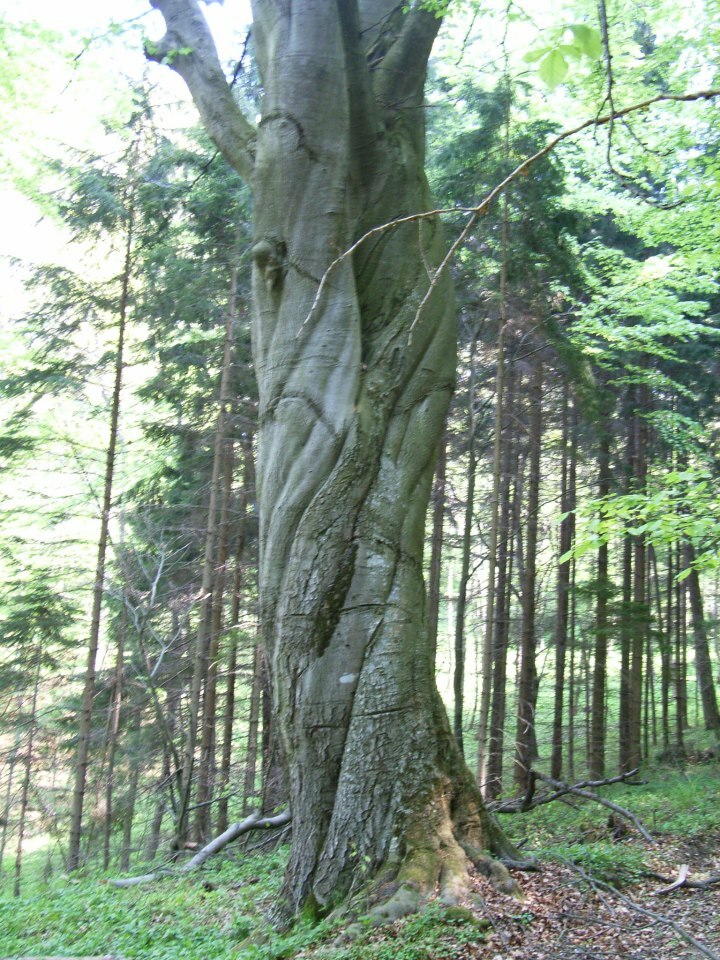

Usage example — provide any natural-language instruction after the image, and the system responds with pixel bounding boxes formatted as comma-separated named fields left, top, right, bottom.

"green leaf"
left=559, top=43, right=583, bottom=63
left=539, top=49, right=569, bottom=88
left=523, top=45, right=551, bottom=63
left=569, top=24, right=603, bottom=59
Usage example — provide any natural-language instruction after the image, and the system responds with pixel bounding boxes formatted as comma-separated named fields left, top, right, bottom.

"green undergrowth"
left=1, top=765, right=717, bottom=959
left=0, top=847, right=288, bottom=960
left=0, top=846, right=485, bottom=960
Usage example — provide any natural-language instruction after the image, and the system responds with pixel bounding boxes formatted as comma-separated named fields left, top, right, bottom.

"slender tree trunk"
left=146, top=787, right=167, bottom=862
left=567, top=555, right=577, bottom=782
left=514, top=358, right=542, bottom=791
left=103, top=606, right=127, bottom=869
left=0, top=695, right=24, bottom=873
left=589, top=424, right=611, bottom=778
left=628, top=409, right=648, bottom=769
left=618, top=400, right=636, bottom=771
left=177, top=261, right=238, bottom=848
left=217, top=442, right=251, bottom=833
left=195, top=437, right=236, bottom=842
left=453, top=338, right=479, bottom=752
left=651, top=546, right=671, bottom=750
left=551, top=388, right=575, bottom=779
left=242, top=643, right=263, bottom=814
left=477, top=203, right=508, bottom=787
left=120, top=709, right=142, bottom=873
left=675, top=541, right=687, bottom=753
left=68, top=191, right=134, bottom=872
left=683, top=543, right=720, bottom=733
left=485, top=361, right=516, bottom=799
left=14, top=655, right=41, bottom=897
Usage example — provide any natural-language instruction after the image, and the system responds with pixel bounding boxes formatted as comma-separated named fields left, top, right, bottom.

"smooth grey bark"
left=150, top=0, right=517, bottom=919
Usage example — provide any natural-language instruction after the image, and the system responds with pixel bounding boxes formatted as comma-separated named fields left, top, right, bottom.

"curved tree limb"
left=648, top=865, right=720, bottom=894
left=148, top=0, right=256, bottom=182
left=109, top=809, right=291, bottom=888
left=299, top=86, right=720, bottom=336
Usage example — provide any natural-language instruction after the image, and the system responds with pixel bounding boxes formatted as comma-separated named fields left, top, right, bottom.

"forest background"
left=1, top=0, right=719, bottom=957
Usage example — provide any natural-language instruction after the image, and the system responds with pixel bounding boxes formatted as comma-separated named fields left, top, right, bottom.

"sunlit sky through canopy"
left=0, top=0, right=252, bottom=310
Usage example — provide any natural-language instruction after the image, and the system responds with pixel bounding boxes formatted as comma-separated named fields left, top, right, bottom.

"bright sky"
left=0, top=0, right=252, bottom=315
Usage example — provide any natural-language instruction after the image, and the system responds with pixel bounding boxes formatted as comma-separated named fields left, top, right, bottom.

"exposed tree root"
left=328, top=774, right=526, bottom=935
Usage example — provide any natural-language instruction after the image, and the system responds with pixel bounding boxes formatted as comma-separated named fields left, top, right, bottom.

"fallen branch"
left=561, top=858, right=720, bottom=960
left=647, top=865, right=720, bottom=894
left=491, top=768, right=649, bottom=840
left=109, top=809, right=291, bottom=888
left=492, top=768, right=645, bottom=813
left=531, top=770, right=654, bottom=843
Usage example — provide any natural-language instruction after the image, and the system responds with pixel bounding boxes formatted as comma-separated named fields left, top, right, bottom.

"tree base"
left=326, top=777, right=524, bottom=930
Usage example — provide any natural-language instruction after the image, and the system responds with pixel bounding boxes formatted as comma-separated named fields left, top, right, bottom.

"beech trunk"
left=150, top=0, right=517, bottom=919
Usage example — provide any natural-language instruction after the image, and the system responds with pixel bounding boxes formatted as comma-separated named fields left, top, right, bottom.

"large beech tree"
left=147, top=0, right=517, bottom=919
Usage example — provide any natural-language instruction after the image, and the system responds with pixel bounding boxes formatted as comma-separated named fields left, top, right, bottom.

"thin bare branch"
left=298, top=87, right=720, bottom=337
left=564, top=858, right=720, bottom=960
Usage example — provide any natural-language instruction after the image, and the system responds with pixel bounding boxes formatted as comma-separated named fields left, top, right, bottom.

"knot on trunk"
left=252, top=238, right=288, bottom=293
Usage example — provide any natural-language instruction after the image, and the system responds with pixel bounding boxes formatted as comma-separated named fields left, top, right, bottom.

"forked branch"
left=299, top=86, right=720, bottom=336
left=490, top=768, right=653, bottom=843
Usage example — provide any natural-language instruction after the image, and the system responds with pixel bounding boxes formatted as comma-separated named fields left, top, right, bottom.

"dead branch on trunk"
left=109, top=809, right=291, bottom=888
left=490, top=768, right=652, bottom=842
left=561, top=857, right=720, bottom=960
left=647, top=864, right=720, bottom=894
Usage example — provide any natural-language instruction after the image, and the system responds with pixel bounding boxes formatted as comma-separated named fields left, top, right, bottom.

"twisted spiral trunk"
left=150, top=0, right=518, bottom=919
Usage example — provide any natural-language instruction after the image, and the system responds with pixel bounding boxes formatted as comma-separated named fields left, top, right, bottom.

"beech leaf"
left=539, top=49, right=569, bottom=88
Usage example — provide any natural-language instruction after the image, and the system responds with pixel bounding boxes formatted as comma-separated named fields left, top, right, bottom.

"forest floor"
left=454, top=835, right=720, bottom=960
left=1, top=764, right=718, bottom=960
